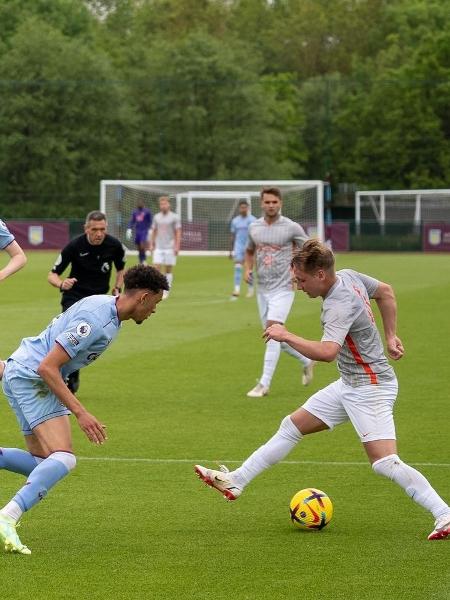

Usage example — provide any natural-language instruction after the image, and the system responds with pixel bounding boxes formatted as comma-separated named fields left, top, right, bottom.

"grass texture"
left=0, top=251, right=449, bottom=600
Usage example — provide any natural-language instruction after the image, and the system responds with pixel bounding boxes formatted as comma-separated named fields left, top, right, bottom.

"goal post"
left=100, top=180, right=324, bottom=255
left=355, top=189, right=450, bottom=235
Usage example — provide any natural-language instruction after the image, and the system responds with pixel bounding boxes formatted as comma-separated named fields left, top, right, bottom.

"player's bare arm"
left=264, top=323, right=340, bottom=362
left=47, top=271, right=78, bottom=291
left=174, top=227, right=181, bottom=256
left=112, top=269, right=125, bottom=295
left=372, top=281, right=404, bottom=361
left=244, top=247, right=254, bottom=283
left=229, top=232, right=235, bottom=258
left=37, top=344, right=107, bottom=445
left=0, top=241, right=27, bottom=281
left=149, top=226, right=157, bottom=252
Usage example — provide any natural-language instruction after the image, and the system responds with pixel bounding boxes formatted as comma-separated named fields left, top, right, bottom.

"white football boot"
left=246, top=383, right=269, bottom=398
left=194, top=465, right=242, bottom=501
left=428, top=512, right=450, bottom=540
left=302, top=361, right=315, bottom=386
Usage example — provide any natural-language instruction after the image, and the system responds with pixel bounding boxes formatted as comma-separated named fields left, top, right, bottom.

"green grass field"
left=0, top=251, right=449, bottom=600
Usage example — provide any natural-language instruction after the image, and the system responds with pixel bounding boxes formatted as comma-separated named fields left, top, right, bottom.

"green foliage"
left=0, top=0, right=449, bottom=216
left=0, top=17, right=139, bottom=217
left=330, top=0, right=450, bottom=188
left=125, top=30, right=299, bottom=179
left=0, top=0, right=94, bottom=47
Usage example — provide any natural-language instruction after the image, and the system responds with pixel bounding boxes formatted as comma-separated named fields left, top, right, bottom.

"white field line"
left=78, top=456, right=450, bottom=468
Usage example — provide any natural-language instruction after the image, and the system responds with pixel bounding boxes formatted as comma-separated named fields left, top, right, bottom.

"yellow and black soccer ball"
left=289, top=488, right=333, bottom=530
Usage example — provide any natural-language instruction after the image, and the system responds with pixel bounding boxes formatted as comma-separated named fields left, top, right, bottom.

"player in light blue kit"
left=229, top=200, right=256, bottom=300
left=0, top=264, right=168, bottom=554
left=0, top=219, right=27, bottom=284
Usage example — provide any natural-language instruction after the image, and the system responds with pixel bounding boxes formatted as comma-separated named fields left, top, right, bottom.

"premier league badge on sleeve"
left=76, top=322, right=92, bottom=338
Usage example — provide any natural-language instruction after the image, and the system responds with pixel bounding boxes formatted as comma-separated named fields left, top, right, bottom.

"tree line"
left=0, top=0, right=448, bottom=218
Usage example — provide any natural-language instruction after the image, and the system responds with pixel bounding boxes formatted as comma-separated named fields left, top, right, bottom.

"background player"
left=47, top=210, right=126, bottom=393
left=0, top=264, right=169, bottom=555
left=244, top=187, right=313, bottom=397
left=195, top=240, right=450, bottom=541
left=0, top=219, right=27, bottom=284
left=126, top=199, right=153, bottom=264
left=149, top=196, right=181, bottom=299
left=229, top=200, right=256, bottom=300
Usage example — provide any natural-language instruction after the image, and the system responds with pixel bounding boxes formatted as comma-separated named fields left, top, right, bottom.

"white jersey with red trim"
left=248, top=215, right=307, bottom=292
left=321, top=269, right=395, bottom=387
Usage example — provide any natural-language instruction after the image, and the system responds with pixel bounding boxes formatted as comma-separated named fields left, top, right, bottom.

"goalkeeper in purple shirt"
left=126, top=201, right=153, bottom=263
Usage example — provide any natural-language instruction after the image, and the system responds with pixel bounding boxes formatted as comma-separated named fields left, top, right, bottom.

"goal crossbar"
left=100, top=179, right=324, bottom=255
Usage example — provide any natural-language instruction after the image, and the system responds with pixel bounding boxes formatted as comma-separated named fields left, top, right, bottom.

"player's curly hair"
left=124, top=264, right=169, bottom=293
left=291, top=239, right=335, bottom=273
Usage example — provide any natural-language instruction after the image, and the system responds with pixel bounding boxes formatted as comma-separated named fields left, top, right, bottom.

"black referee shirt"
left=51, top=233, right=126, bottom=306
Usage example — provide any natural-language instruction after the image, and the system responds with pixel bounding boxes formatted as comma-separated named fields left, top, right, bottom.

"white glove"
left=126, top=228, right=132, bottom=241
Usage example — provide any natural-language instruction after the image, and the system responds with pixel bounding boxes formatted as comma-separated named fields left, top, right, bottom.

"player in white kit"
left=150, top=196, right=181, bottom=299
left=195, top=240, right=450, bottom=540
left=244, top=187, right=313, bottom=397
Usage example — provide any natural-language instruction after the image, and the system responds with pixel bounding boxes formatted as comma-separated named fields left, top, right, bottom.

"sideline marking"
left=78, top=456, right=450, bottom=468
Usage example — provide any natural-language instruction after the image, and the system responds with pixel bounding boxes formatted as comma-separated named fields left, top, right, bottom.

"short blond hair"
left=291, top=239, right=335, bottom=273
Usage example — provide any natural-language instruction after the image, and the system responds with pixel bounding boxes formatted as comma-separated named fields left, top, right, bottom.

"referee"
left=47, top=210, right=126, bottom=393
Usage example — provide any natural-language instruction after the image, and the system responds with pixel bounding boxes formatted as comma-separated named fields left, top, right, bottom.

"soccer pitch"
left=0, top=251, right=449, bottom=600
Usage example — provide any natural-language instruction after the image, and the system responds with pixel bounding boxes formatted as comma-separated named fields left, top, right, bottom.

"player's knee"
left=279, top=415, right=303, bottom=443
left=372, top=454, right=400, bottom=480
left=50, top=451, right=77, bottom=473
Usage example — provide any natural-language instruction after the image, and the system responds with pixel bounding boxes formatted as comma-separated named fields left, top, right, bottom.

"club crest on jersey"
left=101, top=262, right=110, bottom=273
left=76, top=322, right=91, bottom=338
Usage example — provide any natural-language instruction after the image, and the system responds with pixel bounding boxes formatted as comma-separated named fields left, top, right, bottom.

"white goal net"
left=100, top=180, right=324, bottom=255
left=355, top=189, right=450, bottom=234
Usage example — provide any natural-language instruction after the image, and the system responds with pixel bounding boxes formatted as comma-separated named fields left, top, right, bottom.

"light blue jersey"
left=10, top=295, right=121, bottom=379
left=231, top=214, right=256, bottom=259
left=0, top=219, right=14, bottom=250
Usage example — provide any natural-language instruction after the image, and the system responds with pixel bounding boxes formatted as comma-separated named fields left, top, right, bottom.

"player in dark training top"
left=47, top=210, right=126, bottom=392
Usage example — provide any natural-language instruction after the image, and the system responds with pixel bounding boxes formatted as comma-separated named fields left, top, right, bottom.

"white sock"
left=280, top=342, right=312, bottom=367
left=372, top=454, right=450, bottom=519
left=1, top=500, right=23, bottom=523
left=231, top=416, right=303, bottom=488
left=166, top=273, right=173, bottom=289
left=260, top=340, right=281, bottom=388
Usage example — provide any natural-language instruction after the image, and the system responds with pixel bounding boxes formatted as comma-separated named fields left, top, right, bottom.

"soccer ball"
left=289, top=488, right=333, bottom=531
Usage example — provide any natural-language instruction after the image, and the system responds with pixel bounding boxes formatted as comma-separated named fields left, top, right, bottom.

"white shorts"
left=301, top=377, right=398, bottom=442
left=257, top=289, right=295, bottom=327
left=153, top=249, right=176, bottom=266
